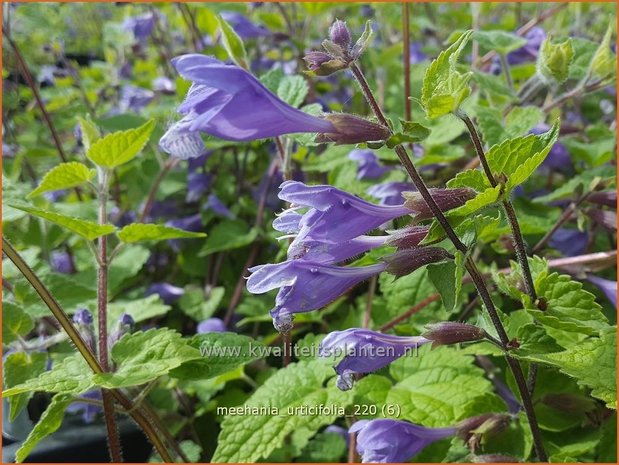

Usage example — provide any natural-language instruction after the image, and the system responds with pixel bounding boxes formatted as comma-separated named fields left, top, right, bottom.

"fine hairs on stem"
left=349, top=62, right=548, bottom=462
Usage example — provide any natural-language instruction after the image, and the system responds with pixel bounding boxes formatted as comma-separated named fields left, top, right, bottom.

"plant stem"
left=498, top=53, right=514, bottom=91
left=2, top=238, right=174, bottom=462
left=458, top=112, right=537, bottom=302
left=350, top=62, right=548, bottom=461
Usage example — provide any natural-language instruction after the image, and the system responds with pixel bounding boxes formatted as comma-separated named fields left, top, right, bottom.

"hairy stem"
left=2, top=238, right=174, bottom=462
left=350, top=62, right=548, bottom=461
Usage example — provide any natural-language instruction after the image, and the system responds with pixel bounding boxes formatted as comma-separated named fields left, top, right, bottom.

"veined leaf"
left=277, top=75, right=308, bottom=108
left=86, top=119, right=155, bottom=168
left=77, top=116, right=101, bottom=152
left=28, top=162, right=95, bottom=198
left=2, top=301, right=34, bottom=344
left=3, top=351, right=47, bottom=421
left=117, top=223, right=206, bottom=243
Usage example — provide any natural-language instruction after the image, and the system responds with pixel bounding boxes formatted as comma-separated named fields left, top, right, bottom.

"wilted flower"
left=247, top=260, right=386, bottom=333
left=320, top=328, right=429, bottom=390
left=351, top=419, right=456, bottom=463
left=145, top=282, right=184, bottom=305
left=367, top=181, right=416, bottom=206
left=197, top=317, right=227, bottom=333
left=586, top=274, right=617, bottom=308
left=348, top=149, right=391, bottom=180
left=167, top=54, right=335, bottom=142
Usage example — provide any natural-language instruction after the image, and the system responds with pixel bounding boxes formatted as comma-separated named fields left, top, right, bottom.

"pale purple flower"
left=206, top=194, right=235, bottom=219
left=220, top=11, right=270, bottom=39
left=507, top=27, right=546, bottom=65
left=549, top=228, right=588, bottom=256
left=50, top=251, right=74, bottom=274
left=73, top=308, right=95, bottom=354
left=186, top=172, right=212, bottom=203
left=167, top=54, right=334, bottom=142
left=159, top=120, right=207, bottom=160
left=367, top=181, right=415, bottom=206
left=287, top=235, right=387, bottom=264
left=247, top=260, right=386, bottom=332
left=166, top=214, right=203, bottom=232
left=409, top=42, right=427, bottom=64
left=66, top=390, right=102, bottom=424
left=531, top=124, right=570, bottom=171
left=108, top=313, right=135, bottom=348
left=152, top=76, right=175, bottom=94
left=146, top=283, right=184, bottom=305
left=348, top=149, right=391, bottom=180
left=123, top=13, right=155, bottom=41
left=119, top=85, right=154, bottom=113
left=320, top=329, right=429, bottom=390
left=351, top=419, right=456, bottom=463
left=197, top=318, right=227, bottom=333
left=587, top=275, right=617, bottom=308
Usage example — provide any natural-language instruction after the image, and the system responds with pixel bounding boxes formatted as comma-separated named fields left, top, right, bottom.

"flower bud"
left=315, top=114, right=391, bottom=145
left=423, top=322, right=487, bottom=346
left=108, top=313, right=135, bottom=348
left=541, top=393, right=597, bottom=414
left=329, top=20, right=351, bottom=48
left=537, top=36, right=574, bottom=84
left=385, top=225, right=431, bottom=249
left=403, top=188, right=476, bottom=221
left=456, top=413, right=511, bottom=447
left=73, top=308, right=96, bottom=354
left=382, top=247, right=452, bottom=278
left=303, top=51, right=348, bottom=76
left=587, top=191, right=617, bottom=208
left=585, top=208, right=617, bottom=231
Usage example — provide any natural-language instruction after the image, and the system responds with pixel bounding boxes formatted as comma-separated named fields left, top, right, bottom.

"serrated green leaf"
left=7, top=204, right=116, bottom=240
left=3, top=354, right=93, bottom=397
left=427, top=250, right=464, bottom=312
left=3, top=351, right=47, bottom=421
left=16, top=393, right=74, bottom=463
left=93, top=328, right=200, bottom=388
left=504, top=106, right=544, bottom=138
left=447, top=169, right=490, bottom=191
left=259, top=67, right=285, bottom=93
left=473, top=30, right=527, bottom=54
left=28, top=162, right=95, bottom=198
left=422, top=30, right=473, bottom=118
left=2, top=301, right=34, bottom=344
left=78, top=116, right=101, bottom=152
left=117, top=223, right=206, bottom=243
left=277, top=75, right=308, bottom=108
left=527, top=327, right=616, bottom=408
left=86, top=119, right=155, bottom=168
left=199, top=220, right=259, bottom=256
left=212, top=359, right=353, bottom=462
left=217, top=14, right=249, bottom=69
left=107, top=295, right=171, bottom=325
left=178, top=286, right=224, bottom=321
left=448, top=185, right=502, bottom=217
left=589, top=24, right=616, bottom=81
left=386, top=345, right=493, bottom=426
left=170, top=332, right=265, bottom=380
left=533, top=167, right=614, bottom=204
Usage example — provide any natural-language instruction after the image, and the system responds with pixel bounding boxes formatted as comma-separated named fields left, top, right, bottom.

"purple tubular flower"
left=585, top=208, right=617, bottom=231
left=348, top=149, right=391, bottom=180
left=549, top=228, right=588, bottom=256
left=315, top=114, right=390, bottom=145
left=287, top=235, right=387, bottom=264
left=587, top=191, right=617, bottom=208
left=159, top=119, right=207, bottom=160
left=409, top=42, right=428, bottom=64
left=586, top=275, right=617, bottom=308
left=186, top=172, right=212, bottom=203
left=367, top=181, right=416, bottom=206
left=197, top=317, right=227, bottom=333
left=145, top=282, right=184, bottom=305
left=279, top=181, right=410, bottom=245
left=169, top=54, right=335, bottom=141
left=320, top=329, right=430, bottom=390
left=73, top=309, right=95, bottom=353
left=385, top=225, right=431, bottom=249
left=507, top=27, right=546, bottom=65
left=423, top=322, right=487, bottom=345
left=247, top=260, right=386, bottom=333
left=166, top=214, right=203, bottom=232
left=351, top=419, right=456, bottom=463
left=206, top=194, right=235, bottom=219
left=382, top=247, right=452, bottom=278
left=329, top=20, right=351, bottom=48
left=50, top=251, right=75, bottom=274
left=66, top=390, right=102, bottom=424
left=220, top=11, right=270, bottom=39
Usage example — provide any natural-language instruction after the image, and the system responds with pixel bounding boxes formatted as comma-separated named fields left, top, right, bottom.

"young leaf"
left=421, top=30, right=473, bottom=119
left=351, top=20, right=374, bottom=58
left=2, top=301, right=34, bottom=344
left=217, top=14, right=249, bottom=70
left=212, top=359, right=353, bottom=462
left=77, top=116, right=101, bottom=152
left=15, top=393, right=74, bottom=463
left=473, top=30, right=527, bottom=54
left=93, top=328, right=201, bottom=388
left=589, top=24, right=616, bottom=81
left=447, top=185, right=502, bottom=217
left=3, top=351, right=47, bottom=421
left=277, top=75, right=308, bottom=108
left=27, top=162, right=96, bottom=198
left=86, top=119, right=155, bottom=168
left=537, top=36, right=574, bottom=84
left=427, top=250, right=465, bottom=312
left=117, top=223, right=206, bottom=243
left=7, top=204, right=116, bottom=241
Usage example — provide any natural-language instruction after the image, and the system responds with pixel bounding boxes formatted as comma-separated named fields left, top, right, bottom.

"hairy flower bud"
left=585, top=208, right=617, bottom=231
left=403, top=188, right=476, bottom=221
left=423, top=322, right=487, bottom=345
left=386, top=225, right=431, bottom=249
left=315, top=114, right=391, bottom=145
left=329, top=20, right=351, bottom=48
left=541, top=393, right=597, bottom=414
left=73, top=308, right=96, bottom=354
left=108, top=313, right=135, bottom=348
left=382, top=247, right=452, bottom=278
left=303, top=51, right=348, bottom=76
left=456, top=413, right=511, bottom=446
left=587, top=190, right=617, bottom=208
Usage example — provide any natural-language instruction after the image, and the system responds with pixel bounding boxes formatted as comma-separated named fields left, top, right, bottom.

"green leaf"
left=386, top=345, right=493, bottom=426
left=2, top=301, right=34, bottom=344
left=532, top=167, right=613, bottom=204
left=117, top=223, right=206, bottom=243
left=298, top=431, right=347, bottom=462
left=3, top=351, right=47, bottom=421
left=427, top=250, right=464, bottom=312
left=3, top=354, right=93, bottom=397
left=107, top=295, right=171, bottom=325
left=199, top=220, right=259, bottom=256
left=170, top=332, right=265, bottom=380
left=473, top=30, right=527, bottom=54
left=212, top=359, right=353, bottom=462
left=537, top=37, right=575, bottom=83
left=260, top=67, right=285, bottom=93
left=277, top=75, right=308, bottom=108
left=7, top=204, right=116, bottom=241
left=448, top=186, right=502, bottom=217
left=589, top=24, right=616, bottom=81
left=447, top=169, right=489, bottom=192
left=178, top=286, right=224, bottom=321
left=16, top=393, right=74, bottom=463
left=386, top=121, right=431, bottom=148
left=504, top=106, right=544, bottom=139
left=93, top=328, right=200, bottom=388
left=217, top=14, right=249, bottom=69
left=86, top=119, right=155, bottom=168
left=422, top=30, right=473, bottom=118
left=27, top=162, right=96, bottom=198
left=77, top=116, right=101, bottom=152
left=527, top=327, right=616, bottom=409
